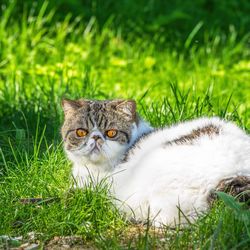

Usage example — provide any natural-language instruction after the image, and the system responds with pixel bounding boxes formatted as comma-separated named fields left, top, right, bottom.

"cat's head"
left=61, top=99, right=137, bottom=168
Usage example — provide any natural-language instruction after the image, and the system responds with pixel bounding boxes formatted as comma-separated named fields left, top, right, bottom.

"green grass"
left=0, top=2, right=250, bottom=249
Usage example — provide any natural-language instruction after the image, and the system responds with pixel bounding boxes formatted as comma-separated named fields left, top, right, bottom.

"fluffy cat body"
left=113, top=117, right=250, bottom=225
left=61, top=99, right=250, bottom=226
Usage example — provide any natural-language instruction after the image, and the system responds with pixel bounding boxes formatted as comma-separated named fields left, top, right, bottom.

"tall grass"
left=0, top=2, right=250, bottom=249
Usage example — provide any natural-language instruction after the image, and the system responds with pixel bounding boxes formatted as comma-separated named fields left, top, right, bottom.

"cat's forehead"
left=87, top=100, right=109, bottom=112
left=81, top=100, right=116, bottom=117
left=65, top=100, right=131, bottom=129
left=81, top=100, right=132, bottom=117
left=86, top=100, right=125, bottom=109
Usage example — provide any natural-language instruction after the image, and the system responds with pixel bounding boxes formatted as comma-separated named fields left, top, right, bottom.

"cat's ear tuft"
left=116, top=100, right=136, bottom=121
left=61, top=98, right=87, bottom=114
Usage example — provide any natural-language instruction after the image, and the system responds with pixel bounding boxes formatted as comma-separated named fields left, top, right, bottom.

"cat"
left=61, top=98, right=250, bottom=226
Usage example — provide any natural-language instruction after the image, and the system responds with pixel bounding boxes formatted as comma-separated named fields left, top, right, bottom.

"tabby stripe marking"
left=89, top=115, right=95, bottom=127
left=120, top=130, right=130, bottom=143
left=98, top=114, right=104, bottom=127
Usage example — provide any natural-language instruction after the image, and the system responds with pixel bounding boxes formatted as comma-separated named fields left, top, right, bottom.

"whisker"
left=100, top=142, right=115, bottom=167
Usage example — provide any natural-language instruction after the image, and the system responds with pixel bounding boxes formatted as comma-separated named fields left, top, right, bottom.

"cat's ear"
left=61, top=98, right=88, bottom=114
left=108, top=100, right=136, bottom=121
left=117, top=100, right=136, bottom=121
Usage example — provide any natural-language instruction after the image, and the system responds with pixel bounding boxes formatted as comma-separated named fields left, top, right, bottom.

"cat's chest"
left=72, top=161, right=113, bottom=186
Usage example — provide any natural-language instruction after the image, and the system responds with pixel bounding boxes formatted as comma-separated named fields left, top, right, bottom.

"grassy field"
left=0, top=1, right=250, bottom=249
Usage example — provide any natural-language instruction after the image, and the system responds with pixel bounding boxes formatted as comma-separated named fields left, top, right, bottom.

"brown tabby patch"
left=208, top=176, right=250, bottom=204
left=165, top=124, right=220, bottom=146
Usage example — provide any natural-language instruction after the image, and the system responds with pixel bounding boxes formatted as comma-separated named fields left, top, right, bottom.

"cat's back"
left=113, top=117, right=250, bottom=225
left=118, top=117, right=250, bottom=178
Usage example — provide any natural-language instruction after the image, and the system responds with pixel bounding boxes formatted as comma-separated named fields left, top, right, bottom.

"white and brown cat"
left=61, top=98, right=250, bottom=226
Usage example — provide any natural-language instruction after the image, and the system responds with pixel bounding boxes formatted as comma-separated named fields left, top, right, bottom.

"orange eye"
left=76, top=128, right=88, bottom=137
left=106, top=129, right=117, bottom=138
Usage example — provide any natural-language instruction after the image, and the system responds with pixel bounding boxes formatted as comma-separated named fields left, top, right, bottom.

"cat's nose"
left=92, top=135, right=101, bottom=141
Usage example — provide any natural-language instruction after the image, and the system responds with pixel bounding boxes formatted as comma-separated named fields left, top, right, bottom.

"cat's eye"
left=76, top=128, right=88, bottom=137
left=106, top=129, right=117, bottom=138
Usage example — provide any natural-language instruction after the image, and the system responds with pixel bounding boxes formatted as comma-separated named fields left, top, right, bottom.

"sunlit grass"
left=0, top=2, right=250, bottom=249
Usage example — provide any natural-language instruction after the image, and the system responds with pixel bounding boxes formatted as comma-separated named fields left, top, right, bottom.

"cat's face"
left=61, top=99, right=136, bottom=167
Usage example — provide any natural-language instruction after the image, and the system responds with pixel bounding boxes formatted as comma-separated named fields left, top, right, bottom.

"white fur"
left=67, top=117, right=250, bottom=226
left=67, top=118, right=152, bottom=186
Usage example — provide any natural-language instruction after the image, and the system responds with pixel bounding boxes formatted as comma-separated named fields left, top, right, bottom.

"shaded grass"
left=3, top=0, right=250, bottom=46
left=0, top=2, right=250, bottom=249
